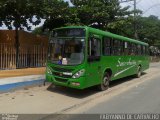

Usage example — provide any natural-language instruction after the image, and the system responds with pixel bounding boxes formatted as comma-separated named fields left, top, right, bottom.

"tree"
left=42, top=0, right=70, bottom=31
left=32, top=26, right=50, bottom=36
left=32, top=26, right=43, bottom=35
left=0, top=0, right=42, bottom=68
left=137, top=15, right=160, bottom=45
left=123, top=15, right=160, bottom=45
left=70, top=0, right=133, bottom=34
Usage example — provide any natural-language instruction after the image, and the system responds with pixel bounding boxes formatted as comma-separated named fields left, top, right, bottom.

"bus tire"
left=98, top=72, right=110, bottom=91
left=136, top=66, right=142, bottom=78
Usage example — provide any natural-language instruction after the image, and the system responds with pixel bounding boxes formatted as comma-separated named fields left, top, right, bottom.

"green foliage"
left=42, top=0, right=70, bottom=30
left=32, top=26, right=50, bottom=36
left=0, top=0, right=134, bottom=35
left=0, top=0, right=42, bottom=30
left=32, top=26, right=43, bottom=35
left=137, top=15, right=160, bottom=45
left=70, top=0, right=133, bottom=33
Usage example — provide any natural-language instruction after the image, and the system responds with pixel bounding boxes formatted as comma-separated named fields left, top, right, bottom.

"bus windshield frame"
left=48, top=28, right=86, bottom=66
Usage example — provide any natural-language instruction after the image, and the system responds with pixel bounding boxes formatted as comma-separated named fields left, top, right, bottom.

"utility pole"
left=120, top=0, right=137, bottom=39
left=133, top=0, right=138, bottom=39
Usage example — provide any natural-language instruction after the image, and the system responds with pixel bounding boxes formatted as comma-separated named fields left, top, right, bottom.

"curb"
left=0, top=75, right=45, bottom=93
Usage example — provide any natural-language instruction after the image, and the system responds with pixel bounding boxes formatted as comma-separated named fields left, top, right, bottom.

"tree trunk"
left=15, top=27, right=20, bottom=68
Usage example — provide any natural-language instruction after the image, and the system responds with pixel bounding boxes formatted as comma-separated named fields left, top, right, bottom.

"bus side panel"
left=100, top=55, right=150, bottom=81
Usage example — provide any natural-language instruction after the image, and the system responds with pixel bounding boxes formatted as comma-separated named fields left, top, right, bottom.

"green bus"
left=46, top=26, right=149, bottom=91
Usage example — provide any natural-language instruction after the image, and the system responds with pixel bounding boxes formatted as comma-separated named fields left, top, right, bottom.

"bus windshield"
left=48, top=29, right=85, bottom=65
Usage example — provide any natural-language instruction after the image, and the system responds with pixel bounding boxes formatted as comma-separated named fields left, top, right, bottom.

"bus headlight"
left=46, top=67, right=52, bottom=74
left=72, top=69, right=85, bottom=79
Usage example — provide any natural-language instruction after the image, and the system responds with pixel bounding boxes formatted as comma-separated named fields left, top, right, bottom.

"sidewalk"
left=0, top=67, right=46, bottom=92
left=0, top=67, right=45, bottom=78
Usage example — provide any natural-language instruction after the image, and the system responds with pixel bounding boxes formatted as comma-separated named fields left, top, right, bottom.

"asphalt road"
left=68, top=63, right=160, bottom=114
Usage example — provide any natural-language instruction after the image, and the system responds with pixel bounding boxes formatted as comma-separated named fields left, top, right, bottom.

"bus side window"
left=117, top=41, right=123, bottom=56
left=141, top=45, right=143, bottom=55
left=111, top=39, right=115, bottom=55
left=124, top=42, right=128, bottom=55
left=146, top=46, right=149, bottom=55
left=135, top=44, right=138, bottom=55
left=137, top=45, right=141, bottom=55
left=121, top=41, right=125, bottom=55
left=131, top=43, right=136, bottom=56
left=103, top=37, right=111, bottom=56
left=112, top=39, right=120, bottom=56
left=88, top=37, right=101, bottom=57
left=128, top=42, right=132, bottom=55
left=142, top=46, right=146, bottom=55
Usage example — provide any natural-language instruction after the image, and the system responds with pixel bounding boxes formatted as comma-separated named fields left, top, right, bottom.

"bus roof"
left=54, top=26, right=149, bottom=46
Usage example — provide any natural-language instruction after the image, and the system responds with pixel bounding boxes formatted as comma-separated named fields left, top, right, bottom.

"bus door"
left=86, top=35, right=102, bottom=86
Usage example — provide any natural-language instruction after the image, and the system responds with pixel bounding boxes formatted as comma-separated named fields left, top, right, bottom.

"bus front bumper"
left=46, top=74, right=86, bottom=89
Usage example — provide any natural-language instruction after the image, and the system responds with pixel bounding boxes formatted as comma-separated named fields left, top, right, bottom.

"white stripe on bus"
left=114, top=65, right=136, bottom=77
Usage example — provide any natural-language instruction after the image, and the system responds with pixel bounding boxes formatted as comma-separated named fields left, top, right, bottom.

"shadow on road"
left=47, top=72, right=147, bottom=99
left=47, top=84, right=99, bottom=99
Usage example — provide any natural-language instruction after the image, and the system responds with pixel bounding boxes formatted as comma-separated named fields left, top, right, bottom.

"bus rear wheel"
left=98, top=72, right=110, bottom=91
left=136, top=66, right=142, bottom=78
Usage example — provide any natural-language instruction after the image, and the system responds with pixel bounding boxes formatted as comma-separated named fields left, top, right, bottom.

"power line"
left=143, top=2, right=160, bottom=16
left=121, top=0, right=160, bottom=39
left=140, top=0, right=160, bottom=17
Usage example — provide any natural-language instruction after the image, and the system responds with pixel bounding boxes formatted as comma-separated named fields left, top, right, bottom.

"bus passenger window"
left=146, top=46, right=149, bottom=55
left=124, top=42, right=128, bottom=55
left=142, top=46, right=146, bottom=55
left=103, top=37, right=111, bottom=56
left=137, top=45, right=141, bottom=55
left=128, top=42, right=132, bottom=55
left=111, top=40, right=123, bottom=56
left=131, top=43, right=136, bottom=55
left=88, top=37, right=100, bottom=57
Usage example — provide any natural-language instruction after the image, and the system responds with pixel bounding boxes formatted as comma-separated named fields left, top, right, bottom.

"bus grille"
left=52, top=67, right=74, bottom=72
left=52, top=71, right=72, bottom=78
left=55, top=78, right=68, bottom=83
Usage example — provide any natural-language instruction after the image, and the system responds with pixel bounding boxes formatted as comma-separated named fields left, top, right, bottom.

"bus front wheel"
left=98, top=72, right=110, bottom=91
